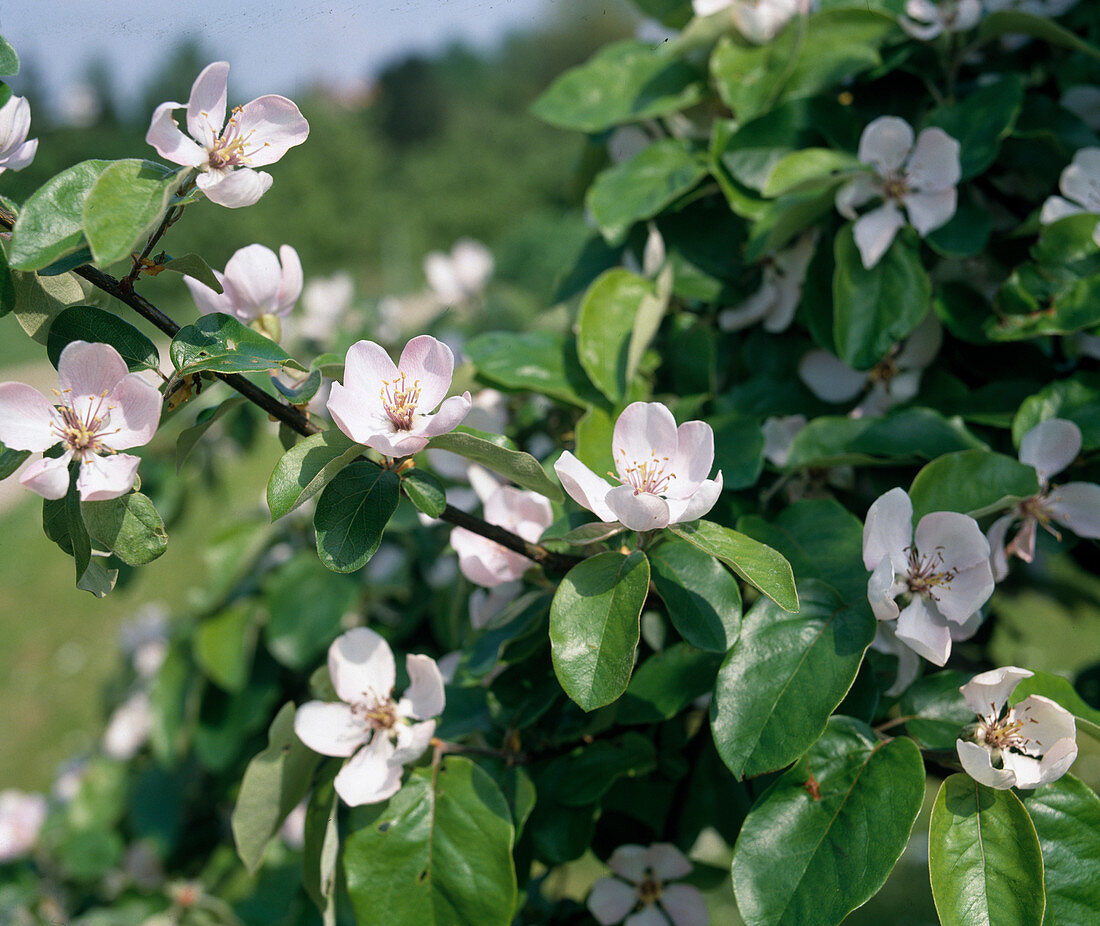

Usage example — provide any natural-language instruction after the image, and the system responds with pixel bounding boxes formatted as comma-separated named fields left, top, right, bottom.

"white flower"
left=555, top=402, right=723, bottom=532
left=987, top=419, right=1100, bottom=580
left=103, top=691, right=153, bottom=760
left=863, top=488, right=994, bottom=666
left=1061, top=86, right=1100, bottom=132
left=279, top=799, right=308, bottom=849
left=900, top=0, right=982, bottom=40
left=146, top=61, right=309, bottom=208
left=836, top=116, right=961, bottom=269
left=327, top=335, right=472, bottom=458
left=719, top=232, right=816, bottom=334
left=423, top=238, right=494, bottom=306
left=292, top=271, right=354, bottom=344
left=0, top=341, right=161, bottom=501
left=693, top=0, right=808, bottom=44
left=588, top=843, right=708, bottom=926
left=184, top=243, right=303, bottom=326
left=0, top=790, right=47, bottom=863
left=956, top=666, right=1077, bottom=789
left=762, top=415, right=808, bottom=468
left=294, top=627, right=445, bottom=806
left=0, top=94, right=38, bottom=175
left=1039, top=147, right=1100, bottom=247
left=119, top=604, right=170, bottom=679
left=451, top=486, right=554, bottom=587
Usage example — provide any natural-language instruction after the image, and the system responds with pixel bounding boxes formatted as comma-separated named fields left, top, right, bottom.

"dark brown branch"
left=441, top=502, right=580, bottom=573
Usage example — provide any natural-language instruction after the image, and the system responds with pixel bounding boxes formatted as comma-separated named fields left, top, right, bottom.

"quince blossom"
left=184, top=243, right=302, bottom=329
left=900, top=0, right=982, bottom=40
left=1039, top=147, right=1100, bottom=247
left=956, top=666, right=1077, bottom=790
left=836, top=116, right=960, bottom=269
left=0, top=341, right=161, bottom=501
left=555, top=402, right=723, bottom=532
left=719, top=232, right=816, bottom=334
left=423, top=238, right=494, bottom=306
left=863, top=488, right=994, bottom=666
left=0, top=93, right=38, bottom=175
left=588, top=843, right=708, bottom=926
left=146, top=61, right=309, bottom=208
left=103, top=691, right=153, bottom=761
left=327, top=335, right=472, bottom=458
left=294, top=627, right=445, bottom=806
left=987, top=419, right=1100, bottom=580
left=451, top=485, right=554, bottom=588
left=293, top=271, right=354, bottom=344
left=692, top=0, right=809, bottom=44
left=0, top=790, right=47, bottom=863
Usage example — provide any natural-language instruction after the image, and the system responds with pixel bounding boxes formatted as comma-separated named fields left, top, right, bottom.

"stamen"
left=379, top=372, right=422, bottom=431
left=904, top=544, right=957, bottom=600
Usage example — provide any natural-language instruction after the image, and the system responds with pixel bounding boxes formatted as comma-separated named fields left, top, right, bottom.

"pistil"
left=380, top=372, right=422, bottom=430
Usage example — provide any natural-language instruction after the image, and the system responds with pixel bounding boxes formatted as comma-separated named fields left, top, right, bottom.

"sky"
left=1, top=0, right=551, bottom=112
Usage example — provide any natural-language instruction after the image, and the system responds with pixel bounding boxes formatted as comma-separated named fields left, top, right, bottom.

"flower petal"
left=935, top=561, right=994, bottom=625
left=1040, top=195, right=1085, bottom=225
left=233, top=95, right=310, bottom=167
left=196, top=167, right=272, bottom=208
left=798, top=350, right=867, bottom=404
left=606, top=484, right=671, bottom=531
left=625, top=906, right=668, bottom=926
left=1019, top=418, right=1081, bottom=484
left=391, top=719, right=436, bottom=765
left=399, top=335, right=455, bottom=413
left=293, top=700, right=368, bottom=757
left=835, top=173, right=879, bottom=220
left=184, top=272, right=230, bottom=315
left=0, top=382, right=59, bottom=451
left=275, top=245, right=304, bottom=315
left=341, top=339, right=399, bottom=401
left=613, top=402, right=679, bottom=479
left=868, top=556, right=901, bottom=622
left=906, top=127, right=961, bottom=190
left=104, top=374, right=162, bottom=450
left=19, top=452, right=73, bottom=499
left=660, top=883, right=709, bottom=926
left=398, top=654, right=445, bottom=721
left=645, top=843, right=692, bottom=880
left=863, top=487, right=914, bottom=571
left=328, top=627, right=396, bottom=706
left=853, top=202, right=905, bottom=269
left=1060, top=148, right=1100, bottom=211
left=415, top=392, right=472, bottom=441
left=871, top=622, right=922, bottom=697
left=903, top=188, right=957, bottom=236
left=960, top=666, right=1033, bottom=718
left=859, top=116, right=914, bottom=174
left=221, top=243, right=284, bottom=318
left=895, top=596, right=952, bottom=665
left=664, top=420, right=715, bottom=496
left=914, top=511, right=990, bottom=571
left=987, top=514, right=1013, bottom=582
left=957, top=739, right=1016, bottom=789
left=58, top=341, right=128, bottom=403
left=555, top=451, right=618, bottom=522
left=146, top=101, right=207, bottom=167
left=896, top=312, right=943, bottom=370
left=1044, top=481, right=1100, bottom=539
left=334, top=737, right=403, bottom=806
left=452, top=527, right=526, bottom=586
left=186, top=61, right=229, bottom=149
left=665, top=473, right=723, bottom=525
left=1012, top=695, right=1077, bottom=757
left=77, top=453, right=141, bottom=501
left=607, top=844, right=648, bottom=883
left=588, top=877, right=640, bottom=925
left=718, top=285, right=776, bottom=332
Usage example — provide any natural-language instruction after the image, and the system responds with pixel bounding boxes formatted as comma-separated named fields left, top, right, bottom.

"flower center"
left=881, top=172, right=910, bottom=202
left=207, top=106, right=265, bottom=169
left=637, top=875, right=662, bottom=906
left=51, top=390, right=116, bottom=459
left=618, top=450, right=674, bottom=496
left=352, top=693, right=398, bottom=731
left=976, top=704, right=1042, bottom=763
left=1022, top=493, right=1063, bottom=541
left=380, top=372, right=422, bottom=431
left=904, top=544, right=957, bottom=599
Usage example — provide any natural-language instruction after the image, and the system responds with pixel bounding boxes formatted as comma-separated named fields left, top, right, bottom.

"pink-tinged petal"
left=798, top=350, right=866, bottom=403
left=1061, top=149, right=1100, bottom=210
left=293, top=700, right=368, bottom=757
left=104, top=374, right=162, bottom=450
left=275, top=245, right=304, bottom=315
left=606, top=484, right=671, bottom=531
left=452, top=527, right=525, bottom=586
left=0, top=95, right=31, bottom=152
left=555, top=451, right=618, bottom=522
left=368, top=430, right=429, bottom=459
left=451, top=238, right=494, bottom=292
left=233, top=95, right=310, bottom=167
left=1040, top=195, right=1085, bottom=225
left=906, top=128, right=961, bottom=190
left=184, top=272, right=230, bottom=316
left=608, top=845, right=648, bottom=884
left=915, top=511, right=989, bottom=571
left=77, top=453, right=141, bottom=501
left=424, top=252, right=464, bottom=304
left=896, top=597, right=952, bottom=665
left=868, top=557, right=901, bottom=622
left=665, top=473, right=722, bottom=525
left=186, top=61, right=229, bottom=149
left=900, top=17, right=944, bottom=41
left=613, top=403, right=679, bottom=474
left=398, top=654, right=445, bottom=721
left=957, top=739, right=1016, bottom=789
left=960, top=666, right=1033, bottom=717
left=897, top=313, right=942, bottom=371
left=0, top=382, right=59, bottom=451
left=1, top=137, right=37, bottom=172
left=1012, top=695, right=1076, bottom=756
left=469, top=582, right=522, bottom=631
left=718, top=284, right=775, bottom=332
left=398, top=335, right=455, bottom=413
left=933, top=561, right=994, bottom=625
left=645, top=843, right=691, bottom=881
left=1019, top=418, right=1081, bottom=484
left=19, top=453, right=72, bottom=499
left=762, top=415, right=806, bottom=468
left=58, top=341, right=128, bottom=402
left=667, top=420, right=715, bottom=496
left=334, top=737, right=403, bottom=806
left=835, top=173, right=879, bottom=220
left=146, top=101, right=207, bottom=167
left=625, top=906, right=668, bottom=926
left=342, top=339, right=399, bottom=401
left=391, top=719, right=436, bottom=765
left=588, top=877, right=640, bottom=925
left=416, top=392, right=472, bottom=440
left=486, top=487, right=554, bottom=540
left=222, top=244, right=284, bottom=317
left=859, top=116, right=914, bottom=174
left=987, top=514, right=1014, bottom=582
left=863, top=488, right=913, bottom=571
left=196, top=167, right=272, bottom=208
left=903, top=187, right=957, bottom=236
left=853, top=202, right=905, bottom=269
left=326, top=381, right=387, bottom=447
left=329, top=627, right=396, bottom=706
left=1044, top=482, right=1100, bottom=538
left=1007, top=515, right=1038, bottom=563
left=872, top=623, right=922, bottom=697
left=660, top=883, right=709, bottom=926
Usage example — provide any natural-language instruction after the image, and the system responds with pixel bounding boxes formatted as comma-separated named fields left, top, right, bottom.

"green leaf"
left=762, top=148, right=861, bottom=198
left=712, top=580, right=875, bottom=778
left=619, top=643, right=723, bottom=723
left=303, top=775, right=340, bottom=922
left=0, top=34, right=19, bottom=74
left=427, top=430, right=563, bottom=502
left=232, top=703, right=322, bottom=875
left=926, top=198, right=993, bottom=259
left=926, top=75, right=1024, bottom=180
left=170, top=312, right=304, bottom=376
left=711, top=413, right=766, bottom=490
left=1021, top=775, right=1100, bottom=926
left=627, top=264, right=672, bottom=387
left=1010, top=672, right=1100, bottom=740
left=908, top=449, right=1041, bottom=521
left=464, top=330, right=603, bottom=408
left=586, top=139, right=706, bottom=245
left=402, top=468, right=447, bottom=518
left=158, top=252, right=223, bottom=292
left=264, top=552, right=359, bottom=668
left=546, top=521, right=626, bottom=546
left=313, top=462, right=400, bottom=573
left=530, top=40, right=705, bottom=132
left=929, top=774, right=1046, bottom=926
left=549, top=550, right=650, bottom=711
left=576, top=268, right=658, bottom=401
left=344, top=756, right=516, bottom=926
left=670, top=519, right=798, bottom=613
left=899, top=670, right=973, bottom=749
left=979, top=11, right=1100, bottom=60
left=82, top=159, right=181, bottom=266
left=44, top=475, right=118, bottom=597
left=0, top=441, right=30, bottom=480
left=649, top=537, right=742, bottom=652
left=266, top=428, right=365, bottom=520
left=81, top=491, right=168, bottom=566
left=46, top=305, right=160, bottom=372
left=11, top=269, right=88, bottom=342
left=193, top=600, right=257, bottom=693
left=10, top=160, right=111, bottom=271
left=551, top=733, right=657, bottom=807
left=833, top=225, right=930, bottom=369
left=573, top=403, right=616, bottom=478
left=732, top=716, right=925, bottom=926
left=176, top=397, right=247, bottom=472
left=1013, top=373, right=1100, bottom=452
